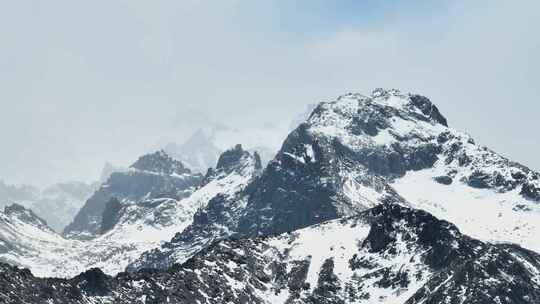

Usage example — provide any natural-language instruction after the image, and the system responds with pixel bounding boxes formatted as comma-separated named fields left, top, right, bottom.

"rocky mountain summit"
left=129, top=144, right=263, bottom=271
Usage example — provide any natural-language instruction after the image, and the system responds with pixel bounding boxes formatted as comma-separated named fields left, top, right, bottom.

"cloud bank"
left=0, top=0, right=538, bottom=185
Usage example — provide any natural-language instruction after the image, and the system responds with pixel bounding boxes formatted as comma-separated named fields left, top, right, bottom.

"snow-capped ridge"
left=305, top=88, right=540, bottom=252
left=216, top=144, right=262, bottom=172
left=309, top=89, right=537, bottom=198
left=202, top=144, right=262, bottom=185
left=2, top=203, right=53, bottom=233
left=127, top=144, right=263, bottom=271
left=4, top=202, right=540, bottom=303
left=64, top=150, right=203, bottom=240
left=130, top=150, right=192, bottom=176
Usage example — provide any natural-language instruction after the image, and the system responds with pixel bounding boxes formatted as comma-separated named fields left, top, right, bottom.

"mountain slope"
left=131, top=88, right=540, bottom=272
left=0, top=203, right=74, bottom=276
left=305, top=89, right=540, bottom=251
left=0, top=196, right=209, bottom=278
left=63, top=151, right=203, bottom=239
left=2, top=203, right=540, bottom=304
left=243, top=88, right=540, bottom=248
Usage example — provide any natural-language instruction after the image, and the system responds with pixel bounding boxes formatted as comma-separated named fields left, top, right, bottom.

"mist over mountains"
left=0, top=180, right=97, bottom=232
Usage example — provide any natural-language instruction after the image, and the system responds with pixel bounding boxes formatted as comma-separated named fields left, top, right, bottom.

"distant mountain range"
left=0, top=179, right=98, bottom=232
left=1, top=89, right=540, bottom=303
left=163, top=127, right=276, bottom=175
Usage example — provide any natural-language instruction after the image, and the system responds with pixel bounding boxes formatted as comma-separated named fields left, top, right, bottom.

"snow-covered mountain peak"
left=304, top=89, right=540, bottom=251
left=130, top=150, right=191, bottom=176
left=201, top=144, right=262, bottom=186
left=310, top=89, right=450, bottom=150
left=308, top=89, right=537, bottom=190
left=2, top=203, right=53, bottom=233
left=216, top=144, right=262, bottom=173
left=216, top=89, right=540, bottom=255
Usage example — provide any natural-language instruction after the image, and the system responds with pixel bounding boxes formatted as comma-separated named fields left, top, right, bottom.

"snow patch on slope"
left=264, top=216, right=433, bottom=303
left=392, top=167, right=540, bottom=253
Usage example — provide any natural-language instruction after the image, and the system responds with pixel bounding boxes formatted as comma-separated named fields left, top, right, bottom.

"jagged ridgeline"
left=2, top=89, right=540, bottom=303
left=132, top=89, right=540, bottom=273
left=3, top=204, right=540, bottom=303
left=0, top=146, right=262, bottom=278
left=63, top=150, right=204, bottom=240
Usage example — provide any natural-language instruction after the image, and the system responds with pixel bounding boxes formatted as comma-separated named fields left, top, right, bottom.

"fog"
left=1, top=0, right=538, bottom=186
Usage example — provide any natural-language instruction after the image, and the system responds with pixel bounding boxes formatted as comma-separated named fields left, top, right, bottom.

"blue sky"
left=247, top=0, right=446, bottom=35
left=0, top=0, right=539, bottom=185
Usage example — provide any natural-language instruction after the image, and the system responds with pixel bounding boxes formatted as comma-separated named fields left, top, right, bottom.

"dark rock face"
left=308, top=259, right=344, bottom=304
left=346, top=142, right=441, bottom=178
left=349, top=105, right=391, bottom=136
left=216, top=144, right=258, bottom=171
left=409, top=94, right=448, bottom=127
left=521, top=183, right=540, bottom=201
left=466, top=170, right=494, bottom=189
left=363, top=204, right=479, bottom=270
left=406, top=245, right=540, bottom=304
left=238, top=126, right=341, bottom=236
left=287, top=260, right=310, bottom=292
left=433, top=175, right=453, bottom=185
left=100, top=198, right=122, bottom=234
left=72, top=268, right=112, bottom=297
left=63, top=151, right=202, bottom=239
